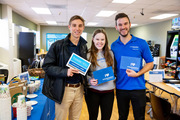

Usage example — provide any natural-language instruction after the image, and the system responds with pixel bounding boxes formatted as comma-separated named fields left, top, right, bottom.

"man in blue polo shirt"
left=111, top=13, right=153, bottom=120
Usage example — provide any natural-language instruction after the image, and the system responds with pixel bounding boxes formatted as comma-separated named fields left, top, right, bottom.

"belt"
left=66, top=83, right=81, bottom=88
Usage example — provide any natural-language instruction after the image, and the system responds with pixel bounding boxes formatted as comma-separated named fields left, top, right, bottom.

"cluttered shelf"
left=164, top=30, right=180, bottom=80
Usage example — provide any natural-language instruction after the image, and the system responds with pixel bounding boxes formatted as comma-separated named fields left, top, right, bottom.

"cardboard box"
left=9, top=79, right=27, bottom=104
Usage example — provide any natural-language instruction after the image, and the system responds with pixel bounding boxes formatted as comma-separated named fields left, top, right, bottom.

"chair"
left=146, top=89, right=153, bottom=118
left=149, top=92, right=180, bottom=120
left=0, top=69, right=9, bottom=84
left=28, top=58, right=35, bottom=68
left=22, top=65, right=28, bottom=72
left=28, top=58, right=34, bottom=66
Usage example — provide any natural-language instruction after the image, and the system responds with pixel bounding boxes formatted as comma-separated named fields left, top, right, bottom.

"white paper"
left=66, top=53, right=91, bottom=76
left=0, top=97, right=11, bottom=120
left=17, top=107, right=27, bottom=120
left=166, top=84, right=180, bottom=91
left=149, top=71, right=163, bottom=82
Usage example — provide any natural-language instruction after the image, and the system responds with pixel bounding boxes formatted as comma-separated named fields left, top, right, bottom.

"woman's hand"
left=90, top=78, right=98, bottom=86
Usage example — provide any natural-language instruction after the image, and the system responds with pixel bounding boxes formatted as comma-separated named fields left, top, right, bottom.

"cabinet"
left=18, top=32, right=36, bottom=66
left=165, top=30, right=180, bottom=79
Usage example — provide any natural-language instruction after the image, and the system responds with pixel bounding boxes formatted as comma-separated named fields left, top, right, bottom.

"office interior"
left=0, top=3, right=173, bottom=80
left=0, top=1, right=180, bottom=119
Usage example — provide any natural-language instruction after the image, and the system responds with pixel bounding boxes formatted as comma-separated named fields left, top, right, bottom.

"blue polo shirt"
left=111, top=35, right=153, bottom=90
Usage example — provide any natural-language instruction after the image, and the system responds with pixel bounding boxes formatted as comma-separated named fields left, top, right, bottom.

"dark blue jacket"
left=42, top=34, right=88, bottom=104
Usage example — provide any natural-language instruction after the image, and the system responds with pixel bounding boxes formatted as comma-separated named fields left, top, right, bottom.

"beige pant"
left=55, top=85, right=83, bottom=120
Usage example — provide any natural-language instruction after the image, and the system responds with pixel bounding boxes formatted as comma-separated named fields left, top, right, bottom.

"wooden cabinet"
left=18, top=32, right=36, bottom=66
left=165, top=30, right=180, bottom=79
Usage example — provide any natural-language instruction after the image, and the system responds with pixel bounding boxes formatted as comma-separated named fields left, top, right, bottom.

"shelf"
left=165, top=66, right=176, bottom=69
left=166, top=57, right=176, bottom=60
left=165, top=30, right=180, bottom=79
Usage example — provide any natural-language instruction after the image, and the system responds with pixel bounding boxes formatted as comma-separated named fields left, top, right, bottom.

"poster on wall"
left=46, top=33, right=68, bottom=51
left=172, top=17, right=180, bottom=29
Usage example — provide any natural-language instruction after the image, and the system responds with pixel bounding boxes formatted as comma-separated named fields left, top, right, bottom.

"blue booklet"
left=18, top=71, right=30, bottom=83
left=66, top=53, right=91, bottom=76
left=93, top=66, right=115, bottom=84
left=120, top=56, right=141, bottom=71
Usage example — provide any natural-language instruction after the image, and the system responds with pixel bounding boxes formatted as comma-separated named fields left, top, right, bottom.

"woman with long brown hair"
left=85, top=29, right=115, bottom=120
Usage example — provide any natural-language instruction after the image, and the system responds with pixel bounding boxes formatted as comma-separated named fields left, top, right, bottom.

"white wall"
left=0, top=19, right=9, bottom=63
left=131, top=20, right=172, bottom=56
left=0, top=5, right=39, bottom=81
left=40, top=20, right=173, bottom=55
left=40, top=26, right=119, bottom=50
left=13, top=24, right=22, bottom=58
left=0, top=5, right=14, bottom=81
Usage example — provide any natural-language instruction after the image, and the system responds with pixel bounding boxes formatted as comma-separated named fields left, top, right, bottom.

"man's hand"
left=67, top=68, right=79, bottom=77
left=126, top=69, right=139, bottom=77
left=90, top=78, right=98, bottom=86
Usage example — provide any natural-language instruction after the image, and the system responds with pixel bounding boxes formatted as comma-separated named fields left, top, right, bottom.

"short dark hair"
left=69, top=15, right=85, bottom=26
left=115, top=13, right=130, bottom=25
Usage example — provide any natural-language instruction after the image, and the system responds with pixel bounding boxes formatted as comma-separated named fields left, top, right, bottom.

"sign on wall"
left=46, top=33, right=68, bottom=51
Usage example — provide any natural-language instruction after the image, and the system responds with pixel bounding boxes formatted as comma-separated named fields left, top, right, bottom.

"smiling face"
left=93, top=32, right=106, bottom=52
left=68, top=19, right=84, bottom=39
left=115, top=17, right=131, bottom=37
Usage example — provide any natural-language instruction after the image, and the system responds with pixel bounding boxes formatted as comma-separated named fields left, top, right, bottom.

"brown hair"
left=88, top=29, right=113, bottom=68
left=115, top=13, right=130, bottom=25
left=69, top=15, right=85, bottom=25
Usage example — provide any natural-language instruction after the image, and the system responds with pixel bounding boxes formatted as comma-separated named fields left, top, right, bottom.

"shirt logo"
left=130, top=46, right=139, bottom=50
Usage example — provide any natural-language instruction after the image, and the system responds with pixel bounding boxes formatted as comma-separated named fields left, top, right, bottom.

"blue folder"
left=120, top=56, right=141, bottom=71
left=93, top=66, right=115, bottom=84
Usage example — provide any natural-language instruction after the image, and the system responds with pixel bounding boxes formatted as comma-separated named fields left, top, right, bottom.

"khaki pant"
left=55, top=85, right=83, bottom=120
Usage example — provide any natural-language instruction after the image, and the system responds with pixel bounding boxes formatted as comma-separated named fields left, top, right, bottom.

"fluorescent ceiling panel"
left=96, top=10, right=117, bottom=17
left=112, top=0, right=136, bottom=4
left=131, top=24, right=138, bottom=27
left=150, top=14, right=178, bottom=19
left=32, top=7, right=51, bottom=14
left=46, top=21, right=57, bottom=25
left=87, top=22, right=98, bottom=26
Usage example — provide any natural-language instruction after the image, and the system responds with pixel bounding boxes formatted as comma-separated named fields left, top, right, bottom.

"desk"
left=146, top=81, right=180, bottom=114
left=12, top=79, right=55, bottom=120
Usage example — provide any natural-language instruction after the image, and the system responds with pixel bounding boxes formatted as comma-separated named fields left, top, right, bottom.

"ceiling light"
left=131, top=24, right=138, bottom=27
left=96, top=10, right=117, bottom=17
left=150, top=14, right=178, bottom=19
left=112, top=0, right=136, bottom=4
left=87, top=22, right=98, bottom=26
left=32, top=7, right=51, bottom=14
left=46, top=21, right=57, bottom=25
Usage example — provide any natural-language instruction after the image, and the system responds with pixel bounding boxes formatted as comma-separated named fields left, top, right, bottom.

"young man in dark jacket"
left=42, top=15, right=88, bottom=120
